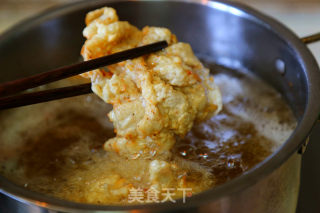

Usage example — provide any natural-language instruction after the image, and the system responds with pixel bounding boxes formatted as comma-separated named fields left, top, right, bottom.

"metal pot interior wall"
left=1, top=0, right=319, bottom=212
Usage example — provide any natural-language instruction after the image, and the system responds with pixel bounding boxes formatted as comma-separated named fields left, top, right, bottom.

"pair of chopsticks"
left=0, top=41, right=168, bottom=110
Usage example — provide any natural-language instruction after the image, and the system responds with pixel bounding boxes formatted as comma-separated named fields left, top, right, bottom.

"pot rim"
left=0, top=0, right=320, bottom=212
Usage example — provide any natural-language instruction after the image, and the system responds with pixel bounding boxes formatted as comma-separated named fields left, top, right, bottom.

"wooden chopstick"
left=0, top=41, right=168, bottom=97
left=0, top=83, right=92, bottom=110
left=0, top=41, right=168, bottom=110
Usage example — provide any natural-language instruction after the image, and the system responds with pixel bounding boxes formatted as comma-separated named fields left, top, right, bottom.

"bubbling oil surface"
left=0, top=65, right=296, bottom=203
left=173, top=64, right=296, bottom=185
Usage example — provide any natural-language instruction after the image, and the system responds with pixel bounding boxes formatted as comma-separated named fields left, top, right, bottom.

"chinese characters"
left=128, top=187, right=192, bottom=203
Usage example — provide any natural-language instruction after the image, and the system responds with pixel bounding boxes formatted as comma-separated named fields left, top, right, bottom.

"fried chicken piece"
left=81, top=7, right=222, bottom=159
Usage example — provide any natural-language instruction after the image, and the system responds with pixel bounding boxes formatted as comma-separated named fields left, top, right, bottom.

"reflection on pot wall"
left=1, top=0, right=319, bottom=56
left=199, top=153, right=301, bottom=213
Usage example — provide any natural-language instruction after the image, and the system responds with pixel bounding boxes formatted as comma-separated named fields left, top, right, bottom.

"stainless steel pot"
left=0, top=0, right=320, bottom=212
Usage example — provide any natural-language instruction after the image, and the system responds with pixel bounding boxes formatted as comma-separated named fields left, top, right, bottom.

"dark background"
left=297, top=122, right=320, bottom=213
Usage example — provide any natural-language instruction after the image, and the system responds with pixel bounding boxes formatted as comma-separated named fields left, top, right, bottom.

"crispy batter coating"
left=79, top=7, right=221, bottom=203
left=81, top=7, right=222, bottom=160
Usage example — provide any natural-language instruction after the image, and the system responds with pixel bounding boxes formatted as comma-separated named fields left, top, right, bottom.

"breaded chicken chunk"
left=81, top=7, right=222, bottom=159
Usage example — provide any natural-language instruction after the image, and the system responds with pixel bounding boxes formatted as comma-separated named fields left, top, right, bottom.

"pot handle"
left=301, top=32, right=320, bottom=121
left=301, top=32, right=320, bottom=44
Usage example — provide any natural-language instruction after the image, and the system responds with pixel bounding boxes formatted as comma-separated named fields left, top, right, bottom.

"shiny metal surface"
left=0, top=0, right=320, bottom=212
